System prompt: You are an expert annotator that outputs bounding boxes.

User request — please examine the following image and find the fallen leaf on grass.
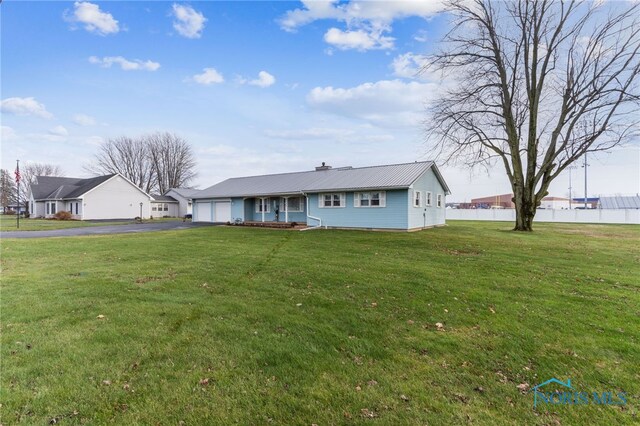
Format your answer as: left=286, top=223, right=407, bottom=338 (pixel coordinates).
left=517, top=383, right=530, bottom=393
left=435, top=322, right=445, bottom=331
left=367, top=380, right=378, bottom=386
left=474, top=386, right=485, bottom=393
left=355, top=385, right=362, bottom=391
left=489, top=307, right=496, bottom=314
left=400, top=394, right=410, bottom=402
left=102, top=380, right=111, bottom=386
left=199, top=378, right=210, bottom=386
left=96, top=315, right=105, bottom=319
left=360, top=408, right=378, bottom=418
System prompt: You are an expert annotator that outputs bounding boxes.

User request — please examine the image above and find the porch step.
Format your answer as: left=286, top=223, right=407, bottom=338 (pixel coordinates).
left=239, top=221, right=306, bottom=229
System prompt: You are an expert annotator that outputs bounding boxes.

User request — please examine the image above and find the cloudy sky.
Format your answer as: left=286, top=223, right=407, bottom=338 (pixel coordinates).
left=1, top=1, right=638, bottom=201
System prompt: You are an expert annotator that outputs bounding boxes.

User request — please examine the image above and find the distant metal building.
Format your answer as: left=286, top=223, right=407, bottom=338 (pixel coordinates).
left=598, top=195, right=640, bottom=209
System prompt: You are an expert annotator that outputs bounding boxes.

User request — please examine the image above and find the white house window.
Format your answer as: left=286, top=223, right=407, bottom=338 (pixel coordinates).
left=426, top=191, right=432, bottom=206
left=75, top=202, right=79, bottom=215
left=46, top=203, right=49, bottom=215
left=284, top=196, right=303, bottom=212
left=355, top=191, right=386, bottom=207
left=256, top=198, right=271, bottom=213
left=164, top=204, right=169, bottom=212
left=320, top=193, right=345, bottom=208
left=47, top=202, right=56, bottom=215
left=413, top=190, right=422, bottom=207
left=152, top=205, right=158, bottom=212
left=437, top=194, right=443, bottom=208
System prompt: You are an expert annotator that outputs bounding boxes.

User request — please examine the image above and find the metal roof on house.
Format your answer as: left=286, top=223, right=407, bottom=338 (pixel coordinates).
left=166, top=188, right=200, bottom=198
left=30, top=174, right=116, bottom=200
left=194, top=161, right=450, bottom=199
left=151, top=194, right=179, bottom=202
left=598, top=195, right=640, bottom=209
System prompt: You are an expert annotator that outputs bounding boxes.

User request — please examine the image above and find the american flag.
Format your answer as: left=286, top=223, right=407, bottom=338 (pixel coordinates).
left=14, top=162, right=20, bottom=183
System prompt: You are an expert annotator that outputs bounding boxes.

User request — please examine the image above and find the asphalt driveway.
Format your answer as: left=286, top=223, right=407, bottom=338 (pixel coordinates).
left=1, top=221, right=221, bottom=239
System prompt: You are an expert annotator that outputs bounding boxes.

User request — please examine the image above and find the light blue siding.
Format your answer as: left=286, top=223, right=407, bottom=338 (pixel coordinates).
left=307, top=190, right=408, bottom=229
left=407, top=168, right=447, bottom=229
left=245, top=197, right=307, bottom=223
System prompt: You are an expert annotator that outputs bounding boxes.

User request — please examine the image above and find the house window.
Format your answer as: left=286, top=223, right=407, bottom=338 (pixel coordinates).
left=48, top=202, right=56, bottom=215
left=256, top=198, right=271, bottom=213
left=437, top=194, right=443, bottom=208
left=320, top=193, right=345, bottom=208
left=46, top=203, right=49, bottom=215
left=152, top=205, right=158, bottom=212
left=75, top=202, right=79, bottom=215
left=284, top=197, right=303, bottom=212
left=426, top=191, right=432, bottom=206
left=164, top=204, right=169, bottom=212
left=355, top=191, right=386, bottom=207
left=413, top=190, right=422, bottom=207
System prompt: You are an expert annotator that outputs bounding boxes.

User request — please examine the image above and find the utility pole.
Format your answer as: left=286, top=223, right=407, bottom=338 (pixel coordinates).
left=582, top=153, right=589, bottom=209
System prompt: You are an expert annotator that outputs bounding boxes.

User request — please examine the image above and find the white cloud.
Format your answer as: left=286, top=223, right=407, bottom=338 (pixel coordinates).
left=307, top=79, right=439, bottom=127
left=89, top=56, right=160, bottom=71
left=264, top=127, right=355, bottom=140
left=249, top=71, right=276, bottom=88
left=279, top=0, right=446, bottom=50
left=324, top=27, right=394, bottom=51
left=67, top=2, right=119, bottom=36
left=413, top=29, right=428, bottom=43
left=1, top=126, right=17, bottom=141
left=190, top=68, right=224, bottom=85
left=86, top=136, right=104, bottom=146
left=391, top=52, right=429, bottom=79
left=264, top=127, right=395, bottom=145
left=48, top=125, right=69, bottom=137
left=172, top=3, right=207, bottom=39
left=72, top=113, right=97, bottom=126
left=0, top=97, right=53, bottom=119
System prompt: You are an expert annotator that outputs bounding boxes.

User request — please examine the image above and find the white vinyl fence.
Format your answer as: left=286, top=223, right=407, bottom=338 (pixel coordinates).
left=446, top=209, right=640, bottom=224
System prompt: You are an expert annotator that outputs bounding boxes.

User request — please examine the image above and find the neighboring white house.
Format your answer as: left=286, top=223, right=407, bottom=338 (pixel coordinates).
left=150, top=194, right=180, bottom=217
left=165, top=188, right=199, bottom=217
left=540, top=196, right=572, bottom=210
left=29, top=174, right=151, bottom=220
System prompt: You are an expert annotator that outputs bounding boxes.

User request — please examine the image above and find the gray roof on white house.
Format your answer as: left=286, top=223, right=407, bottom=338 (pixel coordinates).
left=151, top=194, right=179, bottom=202
left=166, top=188, right=200, bottom=198
left=194, top=161, right=450, bottom=199
left=599, top=195, right=640, bottom=209
left=30, top=175, right=116, bottom=200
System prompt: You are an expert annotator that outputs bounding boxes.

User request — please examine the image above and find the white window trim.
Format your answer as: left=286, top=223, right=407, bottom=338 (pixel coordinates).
left=437, top=194, right=443, bottom=208
left=255, top=198, right=271, bottom=213
left=283, top=196, right=304, bottom=212
left=354, top=191, right=386, bottom=208
left=413, top=190, right=422, bottom=208
left=319, top=193, right=346, bottom=208
left=425, top=191, right=432, bottom=207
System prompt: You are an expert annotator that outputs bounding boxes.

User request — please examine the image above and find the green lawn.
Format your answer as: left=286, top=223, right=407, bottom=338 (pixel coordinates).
left=1, top=221, right=638, bottom=424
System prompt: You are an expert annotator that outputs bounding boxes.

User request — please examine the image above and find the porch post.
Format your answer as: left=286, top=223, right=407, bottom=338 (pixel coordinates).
left=284, top=197, right=289, bottom=223
left=261, top=197, right=265, bottom=223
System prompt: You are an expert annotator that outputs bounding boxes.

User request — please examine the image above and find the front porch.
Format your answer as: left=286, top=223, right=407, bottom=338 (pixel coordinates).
left=243, top=195, right=307, bottom=224
left=239, top=220, right=307, bottom=229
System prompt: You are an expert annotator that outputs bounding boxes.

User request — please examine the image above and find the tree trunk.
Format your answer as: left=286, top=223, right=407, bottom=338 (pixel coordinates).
left=513, top=190, right=535, bottom=231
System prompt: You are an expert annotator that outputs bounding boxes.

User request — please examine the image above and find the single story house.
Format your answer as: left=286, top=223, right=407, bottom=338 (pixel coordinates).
left=150, top=194, right=180, bottom=217
left=29, top=174, right=152, bottom=220
left=165, top=188, right=200, bottom=217
left=191, top=161, right=450, bottom=231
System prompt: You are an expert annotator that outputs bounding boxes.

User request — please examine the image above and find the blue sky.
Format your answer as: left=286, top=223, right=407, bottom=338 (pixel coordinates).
left=1, top=1, right=638, bottom=201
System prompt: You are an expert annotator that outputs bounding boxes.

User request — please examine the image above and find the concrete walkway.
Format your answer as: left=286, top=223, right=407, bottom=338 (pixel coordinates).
left=1, top=221, right=220, bottom=239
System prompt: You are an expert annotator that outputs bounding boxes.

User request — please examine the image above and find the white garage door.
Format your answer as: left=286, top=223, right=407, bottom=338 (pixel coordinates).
left=215, top=201, right=231, bottom=223
left=195, top=202, right=212, bottom=222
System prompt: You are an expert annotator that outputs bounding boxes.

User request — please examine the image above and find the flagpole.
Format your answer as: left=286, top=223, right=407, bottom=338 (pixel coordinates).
left=16, top=159, right=20, bottom=229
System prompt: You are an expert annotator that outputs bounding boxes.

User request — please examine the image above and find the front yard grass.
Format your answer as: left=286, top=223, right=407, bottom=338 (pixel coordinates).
left=1, top=221, right=638, bottom=424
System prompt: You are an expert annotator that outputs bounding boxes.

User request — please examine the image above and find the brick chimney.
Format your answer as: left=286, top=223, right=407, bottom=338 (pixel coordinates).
left=315, top=162, right=332, bottom=171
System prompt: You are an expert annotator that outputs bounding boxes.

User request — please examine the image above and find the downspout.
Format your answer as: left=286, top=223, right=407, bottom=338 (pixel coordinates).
left=300, top=191, right=322, bottom=231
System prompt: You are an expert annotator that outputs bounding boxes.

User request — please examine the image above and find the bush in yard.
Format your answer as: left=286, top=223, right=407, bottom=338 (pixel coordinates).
left=53, top=210, right=73, bottom=220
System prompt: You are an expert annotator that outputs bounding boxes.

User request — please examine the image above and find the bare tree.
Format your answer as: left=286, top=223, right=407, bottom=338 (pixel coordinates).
left=20, top=163, right=64, bottom=208
left=0, top=169, right=17, bottom=211
left=146, top=132, right=197, bottom=194
left=85, top=136, right=155, bottom=193
left=85, top=133, right=196, bottom=194
left=425, top=0, right=640, bottom=231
